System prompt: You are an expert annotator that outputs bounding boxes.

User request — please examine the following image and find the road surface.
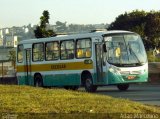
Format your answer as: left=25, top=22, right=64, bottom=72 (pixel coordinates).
left=94, top=84, right=160, bottom=106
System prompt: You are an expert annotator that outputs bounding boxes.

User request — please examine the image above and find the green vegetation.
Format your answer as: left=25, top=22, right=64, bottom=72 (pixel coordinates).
left=108, top=10, right=160, bottom=49
left=34, top=10, right=56, bottom=38
left=8, top=48, right=16, bottom=69
left=0, top=85, right=159, bottom=118
left=147, top=51, right=160, bottom=62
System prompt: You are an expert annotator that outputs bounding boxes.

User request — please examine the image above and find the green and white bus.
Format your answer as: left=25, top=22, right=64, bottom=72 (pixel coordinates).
left=16, top=30, right=148, bottom=92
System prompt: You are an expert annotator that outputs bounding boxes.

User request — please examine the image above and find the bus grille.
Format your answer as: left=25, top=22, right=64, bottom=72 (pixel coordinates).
left=131, top=71, right=141, bottom=74
left=120, top=71, right=141, bottom=75
left=120, top=71, right=130, bottom=75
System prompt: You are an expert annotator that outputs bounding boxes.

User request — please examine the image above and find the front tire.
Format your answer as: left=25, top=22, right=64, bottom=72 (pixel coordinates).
left=84, top=76, right=97, bottom=92
left=117, top=84, right=129, bottom=91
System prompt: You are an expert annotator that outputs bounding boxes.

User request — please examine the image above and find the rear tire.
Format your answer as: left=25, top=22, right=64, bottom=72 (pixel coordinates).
left=84, top=76, right=97, bottom=92
left=34, top=75, right=43, bottom=87
left=117, top=84, right=129, bottom=91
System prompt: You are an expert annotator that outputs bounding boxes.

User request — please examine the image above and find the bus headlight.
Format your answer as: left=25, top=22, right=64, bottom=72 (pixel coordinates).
left=141, top=63, right=148, bottom=74
left=140, top=69, right=146, bottom=74
left=109, top=65, right=121, bottom=74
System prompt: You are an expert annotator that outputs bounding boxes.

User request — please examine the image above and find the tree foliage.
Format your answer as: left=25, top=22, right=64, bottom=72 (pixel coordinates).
left=8, top=48, right=16, bottom=69
left=144, top=11, right=160, bottom=47
left=108, top=10, right=146, bottom=36
left=34, top=10, right=56, bottom=38
left=108, top=10, right=160, bottom=49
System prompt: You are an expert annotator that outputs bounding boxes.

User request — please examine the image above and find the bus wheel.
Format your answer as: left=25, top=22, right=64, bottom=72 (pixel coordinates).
left=117, top=84, right=129, bottom=91
left=34, top=75, right=43, bottom=87
left=84, top=77, right=97, bottom=92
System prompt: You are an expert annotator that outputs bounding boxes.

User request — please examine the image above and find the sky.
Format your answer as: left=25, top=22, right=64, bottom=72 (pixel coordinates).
left=0, top=0, right=160, bottom=28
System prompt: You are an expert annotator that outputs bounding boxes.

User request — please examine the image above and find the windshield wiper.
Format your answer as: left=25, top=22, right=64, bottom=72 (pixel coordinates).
left=129, top=46, right=142, bottom=65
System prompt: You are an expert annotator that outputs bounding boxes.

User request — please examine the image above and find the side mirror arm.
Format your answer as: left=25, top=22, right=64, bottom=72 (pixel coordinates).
left=103, top=44, right=107, bottom=52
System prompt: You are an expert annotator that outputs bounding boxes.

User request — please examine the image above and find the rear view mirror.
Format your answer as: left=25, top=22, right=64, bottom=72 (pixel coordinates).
left=103, top=44, right=107, bottom=52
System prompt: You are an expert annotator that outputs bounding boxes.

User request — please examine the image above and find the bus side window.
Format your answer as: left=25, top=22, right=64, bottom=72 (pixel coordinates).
left=76, top=38, right=91, bottom=58
left=60, top=40, right=74, bottom=60
left=45, top=41, right=59, bottom=60
left=32, top=43, right=44, bottom=61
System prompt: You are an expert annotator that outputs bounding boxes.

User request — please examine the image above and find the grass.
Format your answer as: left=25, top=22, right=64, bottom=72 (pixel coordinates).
left=0, top=85, right=160, bottom=118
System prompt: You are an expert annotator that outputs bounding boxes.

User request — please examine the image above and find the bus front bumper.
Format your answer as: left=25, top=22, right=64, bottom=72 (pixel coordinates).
left=107, top=71, right=148, bottom=85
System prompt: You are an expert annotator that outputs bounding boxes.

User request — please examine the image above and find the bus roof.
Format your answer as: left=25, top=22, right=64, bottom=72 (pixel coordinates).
left=19, top=30, right=134, bottom=44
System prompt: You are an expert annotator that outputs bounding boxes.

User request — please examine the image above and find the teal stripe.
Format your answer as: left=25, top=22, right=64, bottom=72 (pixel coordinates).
left=43, top=74, right=80, bottom=86
left=18, top=74, right=81, bottom=86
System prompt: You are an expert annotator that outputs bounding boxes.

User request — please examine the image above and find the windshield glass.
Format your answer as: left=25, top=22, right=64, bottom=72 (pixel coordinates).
left=104, top=33, right=147, bottom=67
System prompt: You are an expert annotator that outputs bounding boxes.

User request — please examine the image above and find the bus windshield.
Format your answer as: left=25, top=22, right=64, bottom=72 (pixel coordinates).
left=104, top=33, right=147, bottom=67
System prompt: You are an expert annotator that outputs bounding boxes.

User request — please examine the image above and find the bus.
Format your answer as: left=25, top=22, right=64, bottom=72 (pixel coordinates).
left=16, top=30, right=148, bottom=92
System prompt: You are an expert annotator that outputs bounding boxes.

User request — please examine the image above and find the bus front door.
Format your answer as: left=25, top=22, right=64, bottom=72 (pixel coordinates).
left=95, top=44, right=104, bottom=83
left=25, top=49, right=31, bottom=85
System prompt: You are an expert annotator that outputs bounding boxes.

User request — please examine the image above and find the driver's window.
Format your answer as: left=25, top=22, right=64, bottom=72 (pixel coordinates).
left=17, top=45, right=24, bottom=63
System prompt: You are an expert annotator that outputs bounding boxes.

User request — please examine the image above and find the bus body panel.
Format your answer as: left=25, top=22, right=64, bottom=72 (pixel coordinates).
left=17, top=61, right=94, bottom=86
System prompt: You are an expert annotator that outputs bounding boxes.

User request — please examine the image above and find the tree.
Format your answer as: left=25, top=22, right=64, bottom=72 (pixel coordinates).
left=108, top=10, right=160, bottom=49
left=34, top=10, right=56, bottom=38
left=145, top=11, right=160, bottom=47
left=34, top=26, right=43, bottom=38
left=8, top=48, right=16, bottom=69
left=40, top=10, right=49, bottom=28
left=108, top=10, right=146, bottom=36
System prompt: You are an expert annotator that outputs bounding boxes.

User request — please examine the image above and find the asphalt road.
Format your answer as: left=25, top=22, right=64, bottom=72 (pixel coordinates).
left=94, top=84, right=160, bottom=106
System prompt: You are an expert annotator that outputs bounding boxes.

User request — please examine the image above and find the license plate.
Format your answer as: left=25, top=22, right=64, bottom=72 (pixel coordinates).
left=127, top=76, right=136, bottom=80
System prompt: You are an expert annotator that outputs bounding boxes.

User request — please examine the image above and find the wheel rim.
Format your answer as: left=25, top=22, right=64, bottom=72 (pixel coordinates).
left=35, top=81, right=39, bottom=87
left=86, top=78, right=92, bottom=88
